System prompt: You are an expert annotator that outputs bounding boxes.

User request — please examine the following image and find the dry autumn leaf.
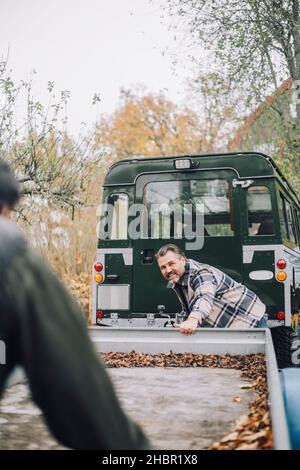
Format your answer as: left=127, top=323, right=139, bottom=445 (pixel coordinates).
left=236, top=442, right=259, bottom=450
left=220, top=432, right=240, bottom=443
left=233, top=396, right=241, bottom=403
left=241, top=430, right=268, bottom=442
left=240, top=383, right=254, bottom=389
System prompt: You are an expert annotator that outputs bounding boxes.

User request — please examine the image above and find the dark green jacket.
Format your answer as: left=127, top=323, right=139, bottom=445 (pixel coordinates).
left=0, top=217, right=149, bottom=450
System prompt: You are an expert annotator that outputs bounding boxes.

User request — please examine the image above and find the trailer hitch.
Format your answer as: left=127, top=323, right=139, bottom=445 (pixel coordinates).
left=157, top=305, right=176, bottom=328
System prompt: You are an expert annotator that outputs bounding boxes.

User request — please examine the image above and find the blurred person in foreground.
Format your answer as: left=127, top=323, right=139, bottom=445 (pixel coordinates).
left=0, top=159, right=149, bottom=450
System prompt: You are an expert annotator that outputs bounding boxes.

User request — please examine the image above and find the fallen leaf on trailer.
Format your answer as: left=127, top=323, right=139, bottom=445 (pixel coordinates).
left=210, top=442, right=222, bottom=450
left=220, top=432, right=240, bottom=443
left=240, top=428, right=254, bottom=435
left=261, top=412, right=270, bottom=426
left=236, top=441, right=259, bottom=450
left=241, top=430, right=268, bottom=442
left=262, top=436, right=273, bottom=449
left=235, top=415, right=249, bottom=430
left=239, top=383, right=254, bottom=389
left=233, top=396, right=241, bottom=403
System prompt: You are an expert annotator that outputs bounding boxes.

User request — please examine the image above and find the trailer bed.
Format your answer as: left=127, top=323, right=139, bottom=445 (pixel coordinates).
left=109, top=366, right=256, bottom=449
left=89, top=327, right=290, bottom=450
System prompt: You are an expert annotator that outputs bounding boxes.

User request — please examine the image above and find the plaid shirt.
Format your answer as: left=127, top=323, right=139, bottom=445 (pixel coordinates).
left=168, top=259, right=265, bottom=328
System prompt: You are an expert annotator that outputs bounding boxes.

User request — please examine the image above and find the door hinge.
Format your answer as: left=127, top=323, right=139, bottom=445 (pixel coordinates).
left=232, top=179, right=254, bottom=189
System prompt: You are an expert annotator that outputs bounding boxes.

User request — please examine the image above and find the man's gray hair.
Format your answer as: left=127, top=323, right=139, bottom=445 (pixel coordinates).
left=155, top=244, right=185, bottom=261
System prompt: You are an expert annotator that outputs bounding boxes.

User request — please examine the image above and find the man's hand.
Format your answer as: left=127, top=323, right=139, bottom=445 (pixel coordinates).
left=174, top=317, right=198, bottom=335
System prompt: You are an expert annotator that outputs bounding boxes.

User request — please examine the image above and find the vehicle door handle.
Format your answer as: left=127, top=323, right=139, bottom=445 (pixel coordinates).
left=106, top=274, right=119, bottom=281
left=141, top=249, right=154, bottom=264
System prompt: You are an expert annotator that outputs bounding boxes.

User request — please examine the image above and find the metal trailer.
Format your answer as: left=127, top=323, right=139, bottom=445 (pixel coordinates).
left=88, top=326, right=300, bottom=450
left=92, top=152, right=300, bottom=368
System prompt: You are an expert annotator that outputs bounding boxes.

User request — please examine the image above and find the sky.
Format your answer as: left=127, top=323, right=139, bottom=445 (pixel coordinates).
left=0, top=0, right=189, bottom=136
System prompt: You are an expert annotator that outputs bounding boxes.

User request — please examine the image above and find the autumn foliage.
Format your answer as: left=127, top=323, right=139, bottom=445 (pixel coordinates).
left=94, top=89, right=208, bottom=163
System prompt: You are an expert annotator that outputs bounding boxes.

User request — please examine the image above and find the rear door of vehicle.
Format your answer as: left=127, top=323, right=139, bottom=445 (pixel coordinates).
left=238, top=179, right=284, bottom=319
left=132, top=169, right=242, bottom=314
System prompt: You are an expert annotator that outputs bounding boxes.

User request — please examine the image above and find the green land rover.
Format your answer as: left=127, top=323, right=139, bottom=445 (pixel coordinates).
left=92, top=152, right=300, bottom=367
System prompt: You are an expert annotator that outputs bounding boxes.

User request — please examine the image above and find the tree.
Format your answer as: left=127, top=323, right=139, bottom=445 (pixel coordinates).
left=185, top=71, right=244, bottom=150
left=163, top=0, right=300, bottom=106
left=162, top=1, right=300, bottom=193
left=94, top=87, right=222, bottom=162
left=0, top=59, right=102, bottom=218
left=0, top=59, right=105, bottom=298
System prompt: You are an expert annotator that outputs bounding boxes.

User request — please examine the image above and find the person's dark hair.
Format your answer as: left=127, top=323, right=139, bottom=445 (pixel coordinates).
left=155, top=244, right=185, bottom=260
left=256, top=218, right=274, bottom=235
left=0, top=159, right=20, bottom=211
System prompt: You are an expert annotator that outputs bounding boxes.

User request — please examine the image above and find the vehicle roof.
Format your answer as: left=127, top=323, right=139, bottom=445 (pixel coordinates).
left=103, top=152, right=299, bottom=205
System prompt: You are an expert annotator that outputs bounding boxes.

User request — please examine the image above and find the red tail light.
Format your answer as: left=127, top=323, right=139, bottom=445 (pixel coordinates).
left=276, top=259, right=286, bottom=269
left=94, top=262, right=103, bottom=272
left=277, top=311, right=285, bottom=320
left=96, top=310, right=104, bottom=319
